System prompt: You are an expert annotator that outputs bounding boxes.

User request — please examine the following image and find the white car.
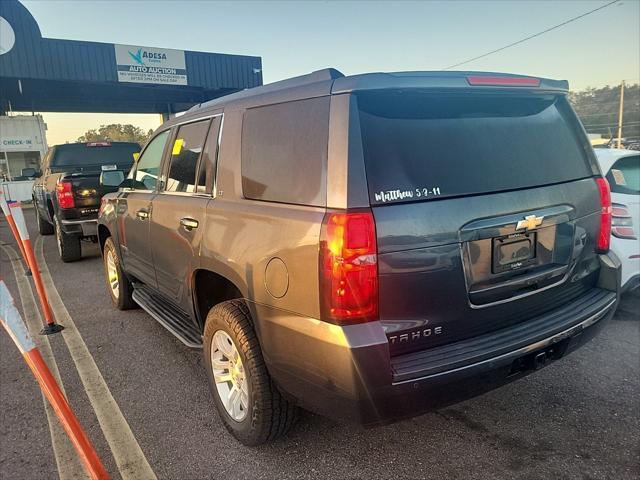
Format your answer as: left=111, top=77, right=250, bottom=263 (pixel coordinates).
left=595, top=149, right=640, bottom=293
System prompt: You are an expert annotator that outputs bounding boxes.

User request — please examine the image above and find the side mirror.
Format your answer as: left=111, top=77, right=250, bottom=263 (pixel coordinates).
left=100, top=170, right=125, bottom=188
left=133, top=152, right=140, bottom=162
left=21, top=167, right=39, bottom=178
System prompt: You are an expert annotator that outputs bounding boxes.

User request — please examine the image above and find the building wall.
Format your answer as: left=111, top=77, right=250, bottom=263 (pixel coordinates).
left=0, top=114, right=47, bottom=180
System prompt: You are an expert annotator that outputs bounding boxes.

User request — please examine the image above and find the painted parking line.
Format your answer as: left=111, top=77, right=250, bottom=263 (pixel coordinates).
left=35, top=237, right=157, bottom=480
left=1, top=244, right=87, bottom=480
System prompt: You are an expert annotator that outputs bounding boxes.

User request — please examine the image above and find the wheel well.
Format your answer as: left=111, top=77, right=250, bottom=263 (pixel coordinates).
left=46, top=200, right=55, bottom=221
left=193, top=270, right=243, bottom=330
left=97, top=225, right=111, bottom=251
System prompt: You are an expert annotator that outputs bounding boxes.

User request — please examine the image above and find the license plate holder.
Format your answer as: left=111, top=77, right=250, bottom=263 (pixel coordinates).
left=492, top=232, right=537, bottom=274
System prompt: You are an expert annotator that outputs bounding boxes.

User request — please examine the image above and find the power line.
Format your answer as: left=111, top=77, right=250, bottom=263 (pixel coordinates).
left=579, top=111, right=640, bottom=118
left=573, top=78, right=640, bottom=87
left=574, top=101, right=639, bottom=109
left=444, top=0, right=620, bottom=70
left=583, top=121, right=640, bottom=128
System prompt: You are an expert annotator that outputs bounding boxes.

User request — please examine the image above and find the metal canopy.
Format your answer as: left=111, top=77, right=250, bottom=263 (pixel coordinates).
left=0, top=0, right=262, bottom=114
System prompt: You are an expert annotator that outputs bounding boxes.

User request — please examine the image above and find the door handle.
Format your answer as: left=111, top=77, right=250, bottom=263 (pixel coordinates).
left=180, top=217, right=199, bottom=230
left=136, top=209, right=149, bottom=220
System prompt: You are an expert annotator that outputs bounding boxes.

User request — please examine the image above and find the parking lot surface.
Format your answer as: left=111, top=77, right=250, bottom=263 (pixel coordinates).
left=1, top=209, right=639, bottom=480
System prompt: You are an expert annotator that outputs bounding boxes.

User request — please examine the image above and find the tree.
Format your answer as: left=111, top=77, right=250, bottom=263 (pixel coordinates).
left=570, top=83, right=640, bottom=141
left=77, top=124, right=153, bottom=145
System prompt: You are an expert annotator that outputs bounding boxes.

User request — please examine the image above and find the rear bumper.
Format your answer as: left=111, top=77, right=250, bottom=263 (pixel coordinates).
left=255, top=252, right=620, bottom=425
left=60, top=218, right=97, bottom=237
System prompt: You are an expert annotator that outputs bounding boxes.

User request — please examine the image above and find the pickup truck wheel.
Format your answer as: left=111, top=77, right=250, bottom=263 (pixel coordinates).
left=203, top=300, right=297, bottom=446
left=36, top=211, right=54, bottom=235
left=102, top=237, right=135, bottom=310
left=54, top=215, right=81, bottom=262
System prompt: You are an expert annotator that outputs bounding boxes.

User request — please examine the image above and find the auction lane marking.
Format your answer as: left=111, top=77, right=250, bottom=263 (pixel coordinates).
left=35, top=237, right=157, bottom=480
left=0, top=244, right=87, bottom=480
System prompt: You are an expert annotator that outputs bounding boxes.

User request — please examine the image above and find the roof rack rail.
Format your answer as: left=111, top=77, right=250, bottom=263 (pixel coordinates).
left=187, top=68, right=344, bottom=112
left=257, top=68, right=344, bottom=91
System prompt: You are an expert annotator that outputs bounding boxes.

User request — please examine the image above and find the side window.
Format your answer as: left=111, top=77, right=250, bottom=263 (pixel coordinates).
left=166, top=120, right=211, bottom=193
left=196, top=116, right=222, bottom=194
left=132, top=130, right=169, bottom=190
left=241, top=97, right=330, bottom=206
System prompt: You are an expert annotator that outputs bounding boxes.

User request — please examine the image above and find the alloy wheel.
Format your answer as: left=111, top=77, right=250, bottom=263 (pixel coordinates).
left=106, top=249, right=119, bottom=299
left=211, top=330, right=249, bottom=422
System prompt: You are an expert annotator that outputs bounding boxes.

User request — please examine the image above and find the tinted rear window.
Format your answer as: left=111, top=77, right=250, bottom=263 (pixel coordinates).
left=607, top=155, right=640, bottom=195
left=357, top=92, right=594, bottom=204
left=52, top=143, right=140, bottom=168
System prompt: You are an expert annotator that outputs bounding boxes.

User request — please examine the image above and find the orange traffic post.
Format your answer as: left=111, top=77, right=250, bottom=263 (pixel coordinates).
left=0, top=194, right=31, bottom=275
left=0, top=279, right=110, bottom=480
left=7, top=201, right=64, bottom=335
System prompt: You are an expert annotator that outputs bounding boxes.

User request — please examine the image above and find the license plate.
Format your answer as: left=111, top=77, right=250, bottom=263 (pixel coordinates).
left=492, top=233, right=536, bottom=273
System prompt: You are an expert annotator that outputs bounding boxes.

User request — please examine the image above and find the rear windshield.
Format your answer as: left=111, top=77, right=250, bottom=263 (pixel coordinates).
left=356, top=91, right=594, bottom=204
left=51, top=143, right=140, bottom=168
left=606, top=155, right=640, bottom=195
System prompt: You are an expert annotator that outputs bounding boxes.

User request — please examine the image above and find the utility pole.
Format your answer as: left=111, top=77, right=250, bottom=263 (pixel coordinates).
left=616, top=80, right=625, bottom=149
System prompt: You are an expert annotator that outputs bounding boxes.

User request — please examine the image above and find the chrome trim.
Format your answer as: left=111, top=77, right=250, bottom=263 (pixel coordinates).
left=169, top=112, right=223, bottom=129
left=60, top=218, right=97, bottom=225
left=392, top=297, right=616, bottom=386
left=212, top=114, right=224, bottom=199
left=154, top=191, right=211, bottom=198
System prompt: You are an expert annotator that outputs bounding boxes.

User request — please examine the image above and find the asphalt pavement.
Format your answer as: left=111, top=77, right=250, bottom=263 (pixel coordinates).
left=1, top=208, right=639, bottom=480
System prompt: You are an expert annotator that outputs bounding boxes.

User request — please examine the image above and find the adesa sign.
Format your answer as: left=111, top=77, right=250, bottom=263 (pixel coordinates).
left=114, top=44, right=187, bottom=86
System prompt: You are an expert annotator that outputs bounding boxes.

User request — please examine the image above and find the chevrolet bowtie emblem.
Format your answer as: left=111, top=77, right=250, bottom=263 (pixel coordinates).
left=516, top=214, right=544, bottom=231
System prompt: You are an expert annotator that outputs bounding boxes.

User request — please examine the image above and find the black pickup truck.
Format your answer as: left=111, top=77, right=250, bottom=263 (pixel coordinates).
left=32, top=141, right=140, bottom=262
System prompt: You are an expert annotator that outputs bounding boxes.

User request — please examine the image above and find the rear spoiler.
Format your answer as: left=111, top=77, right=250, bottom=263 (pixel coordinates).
left=332, top=71, right=569, bottom=94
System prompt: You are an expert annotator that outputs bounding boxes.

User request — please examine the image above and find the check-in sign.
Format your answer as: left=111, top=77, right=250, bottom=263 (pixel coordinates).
left=114, top=44, right=188, bottom=85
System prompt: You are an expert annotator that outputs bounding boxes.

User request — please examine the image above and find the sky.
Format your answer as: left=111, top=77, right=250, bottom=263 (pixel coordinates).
left=19, top=0, right=640, bottom=145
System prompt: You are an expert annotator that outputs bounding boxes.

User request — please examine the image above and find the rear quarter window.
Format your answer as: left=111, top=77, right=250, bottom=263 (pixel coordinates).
left=356, top=91, right=595, bottom=205
left=607, top=155, right=640, bottom=195
left=241, top=97, right=330, bottom=206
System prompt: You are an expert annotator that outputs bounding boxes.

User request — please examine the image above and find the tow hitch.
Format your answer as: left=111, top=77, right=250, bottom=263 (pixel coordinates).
left=508, top=339, right=570, bottom=377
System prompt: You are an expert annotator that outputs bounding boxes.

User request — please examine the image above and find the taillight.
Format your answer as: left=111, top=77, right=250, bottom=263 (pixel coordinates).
left=595, top=177, right=611, bottom=253
left=611, top=203, right=636, bottom=239
left=56, top=180, right=75, bottom=209
left=98, top=197, right=107, bottom=216
left=466, top=75, right=541, bottom=87
left=319, top=210, right=378, bottom=324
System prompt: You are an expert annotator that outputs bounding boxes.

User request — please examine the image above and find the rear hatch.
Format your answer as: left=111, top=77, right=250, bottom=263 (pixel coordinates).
left=52, top=142, right=139, bottom=218
left=354, top=85, right=604, bottom=356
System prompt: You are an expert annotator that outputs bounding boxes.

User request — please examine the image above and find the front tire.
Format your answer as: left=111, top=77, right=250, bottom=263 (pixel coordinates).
left=54, top=215, right=81, bottom=262
left=103, top=237, right=135, bottom=310
left=203, top=300, right=297, bottom=446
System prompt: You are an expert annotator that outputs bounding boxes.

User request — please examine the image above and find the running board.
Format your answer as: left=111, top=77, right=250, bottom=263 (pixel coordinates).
left=132, top=285, right=202, bottom=348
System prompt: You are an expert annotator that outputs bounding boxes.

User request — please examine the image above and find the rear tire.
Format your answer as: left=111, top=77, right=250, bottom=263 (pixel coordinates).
left=36, top=210, right=54, bottom=236
left=54, top=215, right=81, bottom=262
left=102, top=237, right=136, bottom=310
left=203, top=300, right=297, bottom=445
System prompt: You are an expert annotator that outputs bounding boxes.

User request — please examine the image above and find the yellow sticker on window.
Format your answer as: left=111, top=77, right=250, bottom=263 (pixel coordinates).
left=172, top=138, right=184, bottom=156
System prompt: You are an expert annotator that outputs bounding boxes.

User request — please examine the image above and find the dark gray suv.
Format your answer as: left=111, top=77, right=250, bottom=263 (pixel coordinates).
left=98, top=69, right=621, bottom=445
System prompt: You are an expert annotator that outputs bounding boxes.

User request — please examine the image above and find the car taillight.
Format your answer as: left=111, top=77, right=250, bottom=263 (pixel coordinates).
left=98, top=197, right=107, bottom=216
left=56, top=180, right=75, bottom=209
left=595, top=177, right=611, bottom=253
left=319, top=210, right=378, bottom=324
left=611, top=203, right=636, bottom=239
